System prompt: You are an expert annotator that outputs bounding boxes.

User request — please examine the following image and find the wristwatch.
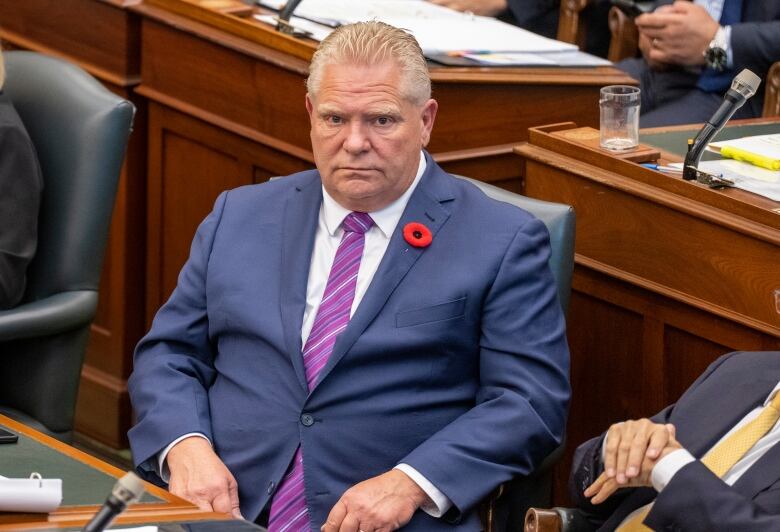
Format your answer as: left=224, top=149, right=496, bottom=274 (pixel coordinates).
left=704, top=26, right=729, bottom=72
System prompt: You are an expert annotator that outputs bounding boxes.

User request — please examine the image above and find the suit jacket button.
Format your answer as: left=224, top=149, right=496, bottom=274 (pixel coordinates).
left=267, top=481, right=275, bottom=494
left=301, top=413, right=315, bottom=426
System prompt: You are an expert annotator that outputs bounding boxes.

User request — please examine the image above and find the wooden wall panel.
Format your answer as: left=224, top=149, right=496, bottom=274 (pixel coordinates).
left=145, top=102, right=312, bottom=318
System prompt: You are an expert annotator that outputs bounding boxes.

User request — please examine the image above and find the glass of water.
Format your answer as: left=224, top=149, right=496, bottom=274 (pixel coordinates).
left=599, top=85, right=640, bottom=151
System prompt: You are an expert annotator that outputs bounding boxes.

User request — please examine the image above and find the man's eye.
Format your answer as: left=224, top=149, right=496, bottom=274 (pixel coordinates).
left=375, top=116, right=393, bottom=126
left=326, top=116, right=342, bottom=124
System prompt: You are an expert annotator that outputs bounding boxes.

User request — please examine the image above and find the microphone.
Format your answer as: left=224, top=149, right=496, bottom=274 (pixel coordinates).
left=276, top=0, right=305, bottom=34
left=683, top=69, right=761, bottom=180
left=83, top=472, right=145, bottom=532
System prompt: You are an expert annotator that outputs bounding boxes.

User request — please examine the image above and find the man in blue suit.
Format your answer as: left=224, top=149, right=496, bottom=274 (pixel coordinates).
left=571, top=351, right=780, bottom=530
left=128, top=21, right=569, bottom=531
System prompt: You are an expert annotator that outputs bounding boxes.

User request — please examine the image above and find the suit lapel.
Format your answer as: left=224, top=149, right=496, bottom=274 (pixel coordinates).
left=280, top=173, right=322, bottom=392
left=312, top=157, right=454, bottom=390
left=682, top=378, right=775, bottom=458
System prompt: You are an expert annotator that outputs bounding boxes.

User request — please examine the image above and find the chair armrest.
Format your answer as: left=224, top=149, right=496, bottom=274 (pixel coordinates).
left=525, top=507, right=595, bottom=532
left=607, top=6, right=640, bottom=63
left=0, top=290, right=98, bottom=341
left=763, top=61, right=780, bottom=117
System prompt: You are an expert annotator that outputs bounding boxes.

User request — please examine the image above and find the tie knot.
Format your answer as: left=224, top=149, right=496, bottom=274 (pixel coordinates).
left=342, top=212, right=373, bottom=234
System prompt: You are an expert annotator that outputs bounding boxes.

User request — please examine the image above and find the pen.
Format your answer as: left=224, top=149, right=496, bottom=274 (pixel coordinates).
left=641, top=163, right=683, bottom=173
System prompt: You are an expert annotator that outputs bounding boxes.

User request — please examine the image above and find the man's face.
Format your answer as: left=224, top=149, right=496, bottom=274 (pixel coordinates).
left=305, top=61, right=438, bottom=212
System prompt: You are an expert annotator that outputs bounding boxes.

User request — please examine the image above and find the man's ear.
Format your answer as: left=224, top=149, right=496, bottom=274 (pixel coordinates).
left=419, top=98, right=438, bottom=147
left=305, top=93, right=314, bottom=118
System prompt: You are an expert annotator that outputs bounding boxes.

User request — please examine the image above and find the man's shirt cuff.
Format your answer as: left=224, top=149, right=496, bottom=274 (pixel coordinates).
left=157, top=432, right=211, bottom=482
left=394, top=464, right=452, bottom=518
left=724, top=25, right=734, bottom=68
left=650, top=449, right=695, bottom=492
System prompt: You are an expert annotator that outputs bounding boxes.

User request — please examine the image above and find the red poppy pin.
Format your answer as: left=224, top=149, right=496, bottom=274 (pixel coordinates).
left=403, top=222, right=432, bottom=248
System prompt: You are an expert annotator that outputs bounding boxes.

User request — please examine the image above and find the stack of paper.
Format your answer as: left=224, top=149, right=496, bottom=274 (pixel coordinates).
left=708, top=134, right=780, bottom=171
left=256, top=0, right=580, bottom=57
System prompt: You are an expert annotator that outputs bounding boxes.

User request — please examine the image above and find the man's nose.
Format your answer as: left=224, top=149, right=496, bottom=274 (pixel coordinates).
left=342, top=122, right=370, bottom=153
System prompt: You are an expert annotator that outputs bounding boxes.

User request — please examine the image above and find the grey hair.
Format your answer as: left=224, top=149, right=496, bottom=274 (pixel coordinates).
left=307, top=21, right=431, bottom=106
left=0, top=48, right=4, bottom=89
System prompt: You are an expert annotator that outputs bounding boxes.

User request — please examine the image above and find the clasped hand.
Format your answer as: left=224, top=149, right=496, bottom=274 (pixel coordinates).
left=584, top=419, right=682, bottom=504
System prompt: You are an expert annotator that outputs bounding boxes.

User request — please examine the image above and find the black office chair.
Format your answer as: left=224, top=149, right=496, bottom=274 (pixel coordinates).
left=456, top=177, right=575, bottom=532
left=0, top=51, right=135, bottom=442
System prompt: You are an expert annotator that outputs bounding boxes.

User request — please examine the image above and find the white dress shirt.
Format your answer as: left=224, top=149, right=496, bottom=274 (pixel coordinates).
left=158, top=152, right=452, bottom=518
left=613, top=381, right=780, bottom=526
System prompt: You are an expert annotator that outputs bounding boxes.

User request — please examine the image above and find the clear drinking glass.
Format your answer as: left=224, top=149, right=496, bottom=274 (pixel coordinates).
left=599, top=85, right=641, bottom=151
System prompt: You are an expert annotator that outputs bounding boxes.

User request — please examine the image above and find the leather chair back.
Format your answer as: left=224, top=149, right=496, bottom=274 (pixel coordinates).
left=0, top=52, right=134, bottom=441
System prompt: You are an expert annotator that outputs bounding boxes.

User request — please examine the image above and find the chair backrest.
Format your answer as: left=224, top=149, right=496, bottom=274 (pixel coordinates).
left=0, top=52, right=134, bottom=440
left=456, top=177, right=575, bottom=313
left=3, top=51, right=135, bottom=302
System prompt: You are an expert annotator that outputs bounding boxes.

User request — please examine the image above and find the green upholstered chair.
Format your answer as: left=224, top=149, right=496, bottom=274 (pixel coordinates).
left=456, top=177, right=575, bottom=532
left=0, top=51, right=135, bottom=442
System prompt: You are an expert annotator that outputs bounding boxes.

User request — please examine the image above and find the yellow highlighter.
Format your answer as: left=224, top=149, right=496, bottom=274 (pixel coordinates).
left=719, top=145, right=780, bottom=171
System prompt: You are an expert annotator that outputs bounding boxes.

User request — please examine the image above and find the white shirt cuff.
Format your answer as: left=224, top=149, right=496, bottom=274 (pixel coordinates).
left=724, top=25, right=734, bottom=69
left=157, top=432, right=211, bottom=483
left=394, top=464, right=452, bottom=518
left=650, top=449, right=695, bottom=492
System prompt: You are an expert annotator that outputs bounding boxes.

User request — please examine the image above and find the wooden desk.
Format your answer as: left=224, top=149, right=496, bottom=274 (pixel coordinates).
left=516, top=120, right=780, bottom=504
left=0, top=0, right=633, bottom=451
left=0, top=414, right=228, bottom=530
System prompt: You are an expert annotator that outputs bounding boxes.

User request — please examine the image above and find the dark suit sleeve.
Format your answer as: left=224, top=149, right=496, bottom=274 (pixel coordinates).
left=401, top=217, right=570, bottom=520
left=504, top=0, right=560, bottom=37
left=0, top=121, right=41, bottom=309
left=568, top=352, right=741, bottom=528
left=647, top=460, right=780, bottom=531
left=127, top=192, right=228, bottom=483
left=731, top=20, right=780, bottom=79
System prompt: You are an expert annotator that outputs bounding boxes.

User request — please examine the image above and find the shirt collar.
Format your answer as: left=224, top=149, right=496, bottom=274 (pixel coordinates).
left=765, top=381, right=780, bottom=407
left=321, top=151, right=427, bottom=238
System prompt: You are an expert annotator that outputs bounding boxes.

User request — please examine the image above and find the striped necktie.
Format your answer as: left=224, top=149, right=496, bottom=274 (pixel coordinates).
left=268, top=211, right=373, bottom=532
left=618, top=391, right=780, bottom=531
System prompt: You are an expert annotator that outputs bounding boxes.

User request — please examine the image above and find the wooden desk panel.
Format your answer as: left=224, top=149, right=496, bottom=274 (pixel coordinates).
left=516, top=121, right=780, bottom=505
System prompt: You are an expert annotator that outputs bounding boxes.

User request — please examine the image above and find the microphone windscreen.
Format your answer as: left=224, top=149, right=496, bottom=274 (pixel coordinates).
left=112, top=472, right=145, bottom=505
left=731, top=69, right=761, bottom=99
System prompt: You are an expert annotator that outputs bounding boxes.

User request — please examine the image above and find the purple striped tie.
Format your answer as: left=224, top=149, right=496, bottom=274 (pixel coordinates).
left=268, top=211, right=373, bottom=532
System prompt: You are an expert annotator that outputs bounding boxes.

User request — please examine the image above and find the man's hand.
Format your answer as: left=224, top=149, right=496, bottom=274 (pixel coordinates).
left=166, top=436, right=243, bottom=519
left=636, top=1, right=720, bottom=66
left=426, top=0, right=507, bottom=17
left=583, top=420, right=682, bottom=504
left=321, top=469, right=431, bottom=532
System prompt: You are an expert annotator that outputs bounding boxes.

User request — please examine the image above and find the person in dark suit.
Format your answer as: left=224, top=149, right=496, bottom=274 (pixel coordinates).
left=617, top=0, right=780, bottom=127
left=128, top=21, right=570, bottom=532
left=0, top=49, right=42, bottom=309
left=570, top=351, right=780, bottom=531
left=426, top=0, right=612, bottom=57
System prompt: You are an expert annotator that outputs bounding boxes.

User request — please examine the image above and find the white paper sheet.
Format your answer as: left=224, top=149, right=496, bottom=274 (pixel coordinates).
left=256, top=0, right=577, bottom=54
left=709, top=133, right=780, bottom=160
left=0, top=477, right=62, bottom=513
left=669, top=160, right=780, bottom=201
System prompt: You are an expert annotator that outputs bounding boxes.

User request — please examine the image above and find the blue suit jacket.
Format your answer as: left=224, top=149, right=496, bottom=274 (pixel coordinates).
left=128, top=156, right=570, bottom=530
left=571, top=351, right=780, bottom=531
